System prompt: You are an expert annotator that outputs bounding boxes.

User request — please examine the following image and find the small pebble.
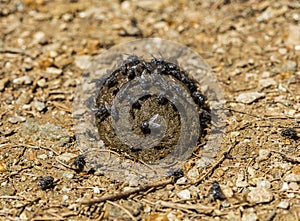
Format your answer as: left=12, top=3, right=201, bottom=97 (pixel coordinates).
left=33, top=31, right=46, bottom=44
left=278, top=48, right=287, bottom=54
left=93, top=186, right=101, bottom=194
left=291, top=165, right=300, bottom=175
left=49, top=50, right=58, bottom=58
left=247, top=167, right=255, bottom=177
left=256, top=8, right=271, bottom=22
left=37, top=78, right=47, bottom=87
left=281, top=182, right=289, bottom=191
left=46, top=67, right=62, bottom=75
left=62, top=195, right=69, bottom=202
left=62, top=187, right=71, bottom=192
left=16, top=92, right=32, bottom=105
left=256, top=180, right=271, bottom=189
left=287, top=193, right=295, bottom=198
left=33, top=101, right=46, bottom=112
left=62, top=171, right=74, bottom=179
left=177, top=189, right=191, bottom=200
left=261, top=71, right=271, bottom=78
left=289, top=182, right=299, bottom=191
left=176, top=177, right=187, bottom=184
left=282, top=61, right=297, bottom=72
left=136, top=0, right=166, bottom=10
left=13, top=76, right=32, bottom=85
left=220, top=185, right=234, bottom=198
left=230, top=131, right=240, bottom=137
left=8, top=115, right=26, bottom=124
left=75, top=55, right=91, bottom=70
left=258, top=78, right=276, bottom=89
left=73, top=109, right=86, bottom=117
left=247, top=187, right=273, bottom=203
left=292, top=13, right=299, bottom=21
left=277, top=201, right=289, bottom=209
left=257, top=149, right=270, bottom=162
left=236, top=173, right=248, bottom=187
left=242, top=209, right=258, bottom=221
left=284, top=173, right=300, bottom=182
left=196, top=157, right=211, bottom=167
left=236, top=92, right=265, bottom=104
left=57, top=153, right=77, bottom=163
left=127, top=174, right=139, bottom=187
left=187, top=168, right=199, bottom=181
left=37, top=154, right=48, bottom=160
left=188, top=185, right=200, bottom=198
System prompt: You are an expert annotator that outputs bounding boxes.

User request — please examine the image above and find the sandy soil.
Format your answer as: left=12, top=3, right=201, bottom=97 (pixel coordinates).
left=0, top=0, right=299, bottom=220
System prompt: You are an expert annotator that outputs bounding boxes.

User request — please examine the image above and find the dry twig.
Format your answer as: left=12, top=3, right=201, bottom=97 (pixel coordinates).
left=80, top=178, right=173, bottom=205
left=0, top=196, right=24, bottom=200
left=271, top=150, right=300, bottom=164
left=14, top=144, right=60, bottom=156
left=157, top=200, right=214, bottom=213
left=13, top=146, right=27, bottom=166
left=0, top=48, right=33, bottom=57
left=16, top=197, right=41, bottom=216
left=55, top=158, right=74, bottom=170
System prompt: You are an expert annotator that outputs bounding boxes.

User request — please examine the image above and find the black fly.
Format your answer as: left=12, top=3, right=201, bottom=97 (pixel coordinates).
left=38, top=176, right=55, bottom=190
left=208, top=181, right=225, bottom=201
left=73, top=154, right=86, bottom=173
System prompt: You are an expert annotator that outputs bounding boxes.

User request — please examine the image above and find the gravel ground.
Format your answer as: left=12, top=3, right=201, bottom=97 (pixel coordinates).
left=0, top=0, right=300, bottom=220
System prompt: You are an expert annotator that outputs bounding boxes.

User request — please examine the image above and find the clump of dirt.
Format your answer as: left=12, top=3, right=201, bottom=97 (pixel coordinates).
left=96, top=56, right=210, bottom=162
left=0, top=0, right=299, bottom=220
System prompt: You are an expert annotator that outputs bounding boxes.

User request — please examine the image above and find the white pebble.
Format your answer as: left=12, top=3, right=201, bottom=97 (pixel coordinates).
left=261, top=71, right=271, bottom=78
left=220, top=185, right=234, bottom=198
left=257, top=149, right=270, bottom=162
left=289, top=182, right=299, bottom=191
left=280, top=182, right=289, bottom=191
left=56, top=153, right=77, bottom=163
left=62, top=195, right=69, bottom=201
left=8, top=115, right=26, bottom=124
left=37, top=154, right=48, bottom=160
left=278, top=48, right=287, bottom=54
left=284, top=173, right=300, bottom=182
left=13, top=76, right=32, bottom=85
left=62, top=171, right=74, bottom=179
left=247, top=187, right=273, bottom=203
left=236, top=173, right=248, bottom=187
left=177, top=189, right=191, bottom=200
left=46, top=67, right=62, bottom=75
left=33, top=31, right=46, bottom=43
left=256, top=180, right=271, bottom=189
left=242, top=210, right=258, bottom=221
left=187, top=168, right=199, bottom=181
left=75, top=55, right=91, bottom=70
left=277, top=201, right=289, bottom=209
left=176, top=177, right=187, bottom=184
left=259, top=78, right=276, bottom=89
left=33, top=101, right=46, bottom=112
left=236, top=92, right=265, bottom=104
left=93, top=186, right=101, bottom=194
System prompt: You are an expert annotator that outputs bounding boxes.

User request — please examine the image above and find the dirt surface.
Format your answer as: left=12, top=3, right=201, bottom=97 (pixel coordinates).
left=0, top=0, right=300, bottom=220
